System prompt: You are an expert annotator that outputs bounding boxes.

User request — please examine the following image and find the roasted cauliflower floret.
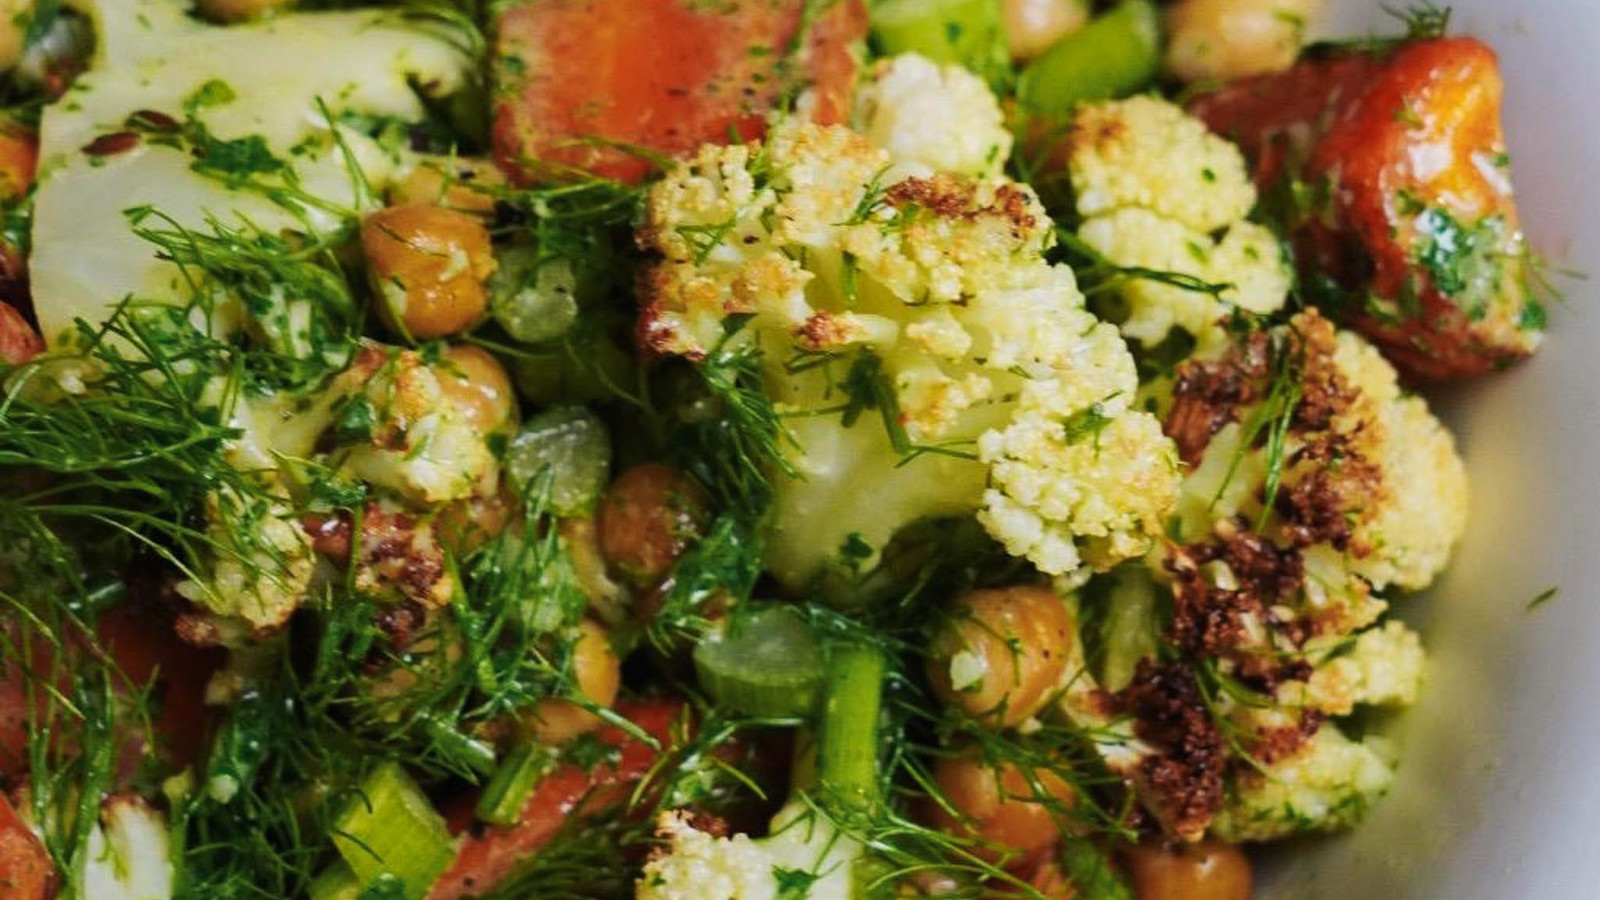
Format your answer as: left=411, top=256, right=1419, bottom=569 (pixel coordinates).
left=638, top=809, right=856, bottom=900
left=1068, top=95, right=1256, bottom=232
left=1079, top=209, right=1290, bottom=349
left=639, top=120, right=1178, bottom=587
left=980, top=393, right=1178, bottom=575
left=1090, top=310, right=1459, bottom=842
left=1211, top=725, right=1396, bottom=843
left=1067, top=97, right=1291, bottom=349
left=175, top=487, right=315, bottom=633
left=851, top=53, right=1013, bottom=180
left=326, top=345, right=499, bottom=506
left=1165, top=311, right=1468, bottom=595
left=1332, top=331, right=1471, bottom=590
left=1304, top=619, right=1427, bottom=715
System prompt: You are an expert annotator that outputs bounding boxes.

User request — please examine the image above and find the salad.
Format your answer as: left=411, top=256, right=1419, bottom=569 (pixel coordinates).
left=0, top=0, right=1545, bottom=898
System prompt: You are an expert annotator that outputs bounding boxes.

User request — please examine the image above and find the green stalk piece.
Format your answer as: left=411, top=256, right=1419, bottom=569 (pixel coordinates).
left=1016, top=0, right=1161, bottom=123
left=693, top=604, right=826, bottom=718
left=329, top=762, right=456, bottom=900
left=474, top=743, right=556, bottom=826
left=870, top=0, right=1009, bottom=84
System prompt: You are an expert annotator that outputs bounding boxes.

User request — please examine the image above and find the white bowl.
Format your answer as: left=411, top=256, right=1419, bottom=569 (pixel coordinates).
left=1257, top=2, right=1600, bottom=897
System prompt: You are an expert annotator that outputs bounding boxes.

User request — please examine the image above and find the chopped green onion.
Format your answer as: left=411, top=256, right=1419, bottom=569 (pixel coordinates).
left=870, top=0, right=1009, bottom=84
left=693, top=604, right=825, bottom=718
left=331, top=762, right=455, bottom=899
left=474, top=743, right=556, bottom=826
left=1016, top=0, right=1160, bottom=122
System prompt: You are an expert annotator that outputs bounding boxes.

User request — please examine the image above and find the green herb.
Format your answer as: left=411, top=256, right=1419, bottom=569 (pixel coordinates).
left=1390, top=1, right=1452, bottom=38
left=1062, top=393, right=1122, bottom=449
left=1056, top=228, right=1232, bottom=308
left=185, top=79, right=238, bottom=114
left=125, top=205, right=359, bottom=388
left=675, top=216, right=738, bottom=266
left=1413, top=206, right=1508, bottom=320
left=646, top=514, right=764, bottom=650
left=1526, top=586, right=1559, bottom=613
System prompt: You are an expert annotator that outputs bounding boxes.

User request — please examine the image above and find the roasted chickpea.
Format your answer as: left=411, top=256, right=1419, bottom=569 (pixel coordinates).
left=435, top=486, right=514, bottom=557
left=1165, top=0, right=1320, bottom=84
left=559, top=517, right=631, bottom=625
left=196, top=0, right=297, bottom=23
left=1003, top=0, right=1090, bottom=63
left=362, top=204, right=496, bottom=340
left=927, top=585, right=1073, bottom=728
left=433, top=344, right=517, bottom=435
left=0, top=301, right=42, bottom=366
left=925, top=754, right=1077, bottom=858
left=1019, top=857, right=1077, bottom=899
left=389, top=156, right=506, bottom=217
left=525, top=619, right=621, bottom=743
left=596, top=463, right=710, bottom=587
left=1122, top=839, right=1253, bottom=900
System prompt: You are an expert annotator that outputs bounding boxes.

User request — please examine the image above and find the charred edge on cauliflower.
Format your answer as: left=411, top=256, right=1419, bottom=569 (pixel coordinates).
left=1105, top=307, right=1463, bottom=842
left=303, top=501, right=453, bottom=611
left=1166, top=311, right=1386, bottom=554
left=1114, top=659, right=1227, bottom=842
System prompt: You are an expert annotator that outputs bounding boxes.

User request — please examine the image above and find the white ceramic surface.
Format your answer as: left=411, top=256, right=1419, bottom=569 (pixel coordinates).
left=1255, top=2, right=1599, bottom=897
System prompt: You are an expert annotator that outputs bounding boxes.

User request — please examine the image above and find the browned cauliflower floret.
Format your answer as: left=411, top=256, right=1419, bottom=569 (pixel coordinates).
left=639, top=118, right=1178, bottom=588
left=1066, top=310, right=1463, bottom=843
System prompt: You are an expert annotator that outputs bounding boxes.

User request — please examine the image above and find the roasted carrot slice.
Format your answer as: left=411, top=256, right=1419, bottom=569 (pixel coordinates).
left=1191, top=37, right=1540, bottom=382
left=428, top=699, right=682, bottom=900
left=0, top=604, right=222, bottom=780
left=491, top=0, right=868, bottom=184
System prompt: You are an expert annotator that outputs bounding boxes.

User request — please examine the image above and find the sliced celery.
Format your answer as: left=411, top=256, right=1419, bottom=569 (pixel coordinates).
left=871, top=0, right=1009, bottom=82
left=814, top=641, right=887, bottom=812
left=1095, top=565, right=1164, bottom=693
left=693, top=604, right=825, bottom=718
left=1016, top=0, right=1161, bottom=121
left=331, top=762, right=455, bottom=899
left=308, top=863, right=361, bottom=900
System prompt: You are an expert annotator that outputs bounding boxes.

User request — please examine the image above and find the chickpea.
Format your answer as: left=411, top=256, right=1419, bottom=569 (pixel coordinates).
left=389, top=156, right=506, bottom=217
left=925, top=754, right=1077, bottom=858
left=434, top=486, right=514, bottom=557
left=1165, top=0, right=1321, bottom=84
left=1019, top=858, right=1076, bottom=899
left=0, top=127, right=34, bottom=201
left=196, top=0, right=297, bottom=23
left=433, top=344, right=517, bottom=435
left=1122, top=839, right=1253, bottom=900
left=596, top=463, right=709, bottom=587
left=1003, top=0, right=1090, bottom=63
left=558, top=517, right=631, bottom=625
left=0, top=301, right=42, bottom=366
left=362, top=204, right=496, bottom=341
left=927, top=585, right=1073, bottom=728
left=524, top=619, right=621, bottom=743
